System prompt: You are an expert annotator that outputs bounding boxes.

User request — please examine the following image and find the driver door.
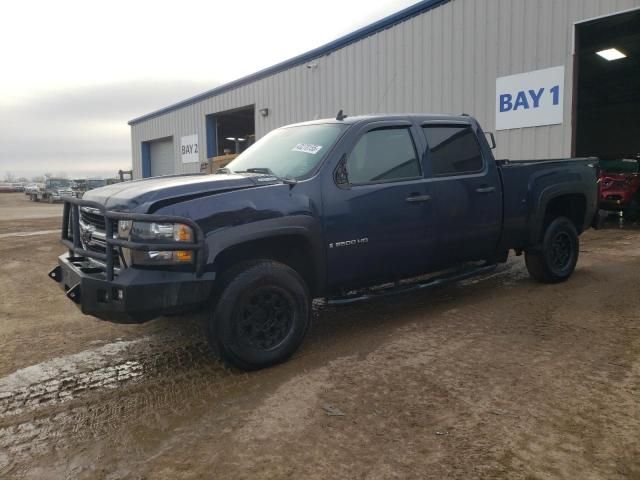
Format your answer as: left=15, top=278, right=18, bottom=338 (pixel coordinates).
left=323, top=120, right=437, bottom=291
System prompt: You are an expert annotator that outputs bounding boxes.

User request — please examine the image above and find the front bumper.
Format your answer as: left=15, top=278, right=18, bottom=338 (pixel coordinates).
left=52, top=196, right=213, bottom=323
left=50, top=254, right=216, bottom=323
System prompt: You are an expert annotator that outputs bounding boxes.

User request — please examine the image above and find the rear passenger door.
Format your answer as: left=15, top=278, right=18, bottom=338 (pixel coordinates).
left=421, top=122, right=502, bottom=265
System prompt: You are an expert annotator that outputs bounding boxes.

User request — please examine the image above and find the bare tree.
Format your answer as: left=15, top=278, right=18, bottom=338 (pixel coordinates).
left=31, top=175, right=45, bottom=183
left=4, top=171, right=16, bottom=182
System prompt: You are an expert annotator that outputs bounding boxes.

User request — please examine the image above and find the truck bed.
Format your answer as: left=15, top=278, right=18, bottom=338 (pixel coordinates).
left=497, top=157, right=599, bottom=250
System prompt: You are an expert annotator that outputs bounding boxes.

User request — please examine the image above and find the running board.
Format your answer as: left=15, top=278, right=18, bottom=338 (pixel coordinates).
left=327, top=263, right=498, bottom=306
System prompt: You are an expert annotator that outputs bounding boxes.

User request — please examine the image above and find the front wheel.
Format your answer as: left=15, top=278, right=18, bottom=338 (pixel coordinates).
left=208, top=260, right=311, bottom=371
left=525, top=216, right=579, bottom=283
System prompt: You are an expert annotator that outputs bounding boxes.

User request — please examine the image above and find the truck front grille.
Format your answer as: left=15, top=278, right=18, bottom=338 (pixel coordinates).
left=80, top=207, right=106, bottom=230
left=78, top=207, right=120, bottom=268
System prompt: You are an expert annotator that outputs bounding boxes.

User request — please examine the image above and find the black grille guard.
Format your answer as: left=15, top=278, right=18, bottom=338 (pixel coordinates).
left=61, top=196, right=207, bottom=280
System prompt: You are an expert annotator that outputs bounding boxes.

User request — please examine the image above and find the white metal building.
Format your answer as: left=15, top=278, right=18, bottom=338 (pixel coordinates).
left=129, top=0, right=640, bottom=178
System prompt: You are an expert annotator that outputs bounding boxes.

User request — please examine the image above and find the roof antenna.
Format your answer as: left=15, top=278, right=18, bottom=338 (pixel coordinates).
left=336, top=109, right=348, bottom=121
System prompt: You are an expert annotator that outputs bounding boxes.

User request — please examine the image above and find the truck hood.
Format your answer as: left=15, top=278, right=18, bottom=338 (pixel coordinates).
left=83, top=173, right=279, bottom=212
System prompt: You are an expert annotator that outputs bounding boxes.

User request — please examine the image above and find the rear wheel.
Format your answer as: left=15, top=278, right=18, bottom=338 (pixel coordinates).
left=525, top=216, right=579, bottom=283
left=208, top=260, right=311, bottom=370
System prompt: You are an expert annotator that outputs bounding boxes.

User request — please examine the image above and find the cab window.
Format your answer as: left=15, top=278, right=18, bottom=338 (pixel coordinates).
left=346, top=127, right=421, bottom=185
left=422, top=125, right=484, bottom=176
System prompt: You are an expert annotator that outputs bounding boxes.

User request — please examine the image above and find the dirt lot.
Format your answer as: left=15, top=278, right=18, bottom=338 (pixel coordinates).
left=1, top=191, right=639, bottom=479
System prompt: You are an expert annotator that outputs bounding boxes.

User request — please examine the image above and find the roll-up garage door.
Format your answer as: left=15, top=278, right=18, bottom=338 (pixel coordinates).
left=150, top=137, right=175, bottom=177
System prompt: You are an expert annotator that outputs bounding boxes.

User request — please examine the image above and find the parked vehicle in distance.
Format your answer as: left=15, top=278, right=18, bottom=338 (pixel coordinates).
left=72, top=178, right=108, bottom=199
left=51, top=114, right=599, bottom=370
left=598, top=155, right=640, bottom=218
left=29, top=178, right=74, bottom=203
left=0, top=183, right=26, bottom=192
left=24, top=183, right=44, bottom=196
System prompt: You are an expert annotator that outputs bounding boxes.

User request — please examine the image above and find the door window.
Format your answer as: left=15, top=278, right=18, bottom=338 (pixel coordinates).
left=346, top=127, right=421, bottom=185
left=422, top=125, right=484, bottom=176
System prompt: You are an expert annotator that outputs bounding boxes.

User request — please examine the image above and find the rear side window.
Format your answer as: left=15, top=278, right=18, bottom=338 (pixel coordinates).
left=346, top=127, right=421, bottom=184
left=422, top=125, right=484, bottom=176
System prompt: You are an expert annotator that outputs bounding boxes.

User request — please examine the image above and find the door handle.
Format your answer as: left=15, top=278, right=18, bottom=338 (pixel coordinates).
left=406, top=194, right=432, bottom=203
left=475, top=186, right=496, bottom=194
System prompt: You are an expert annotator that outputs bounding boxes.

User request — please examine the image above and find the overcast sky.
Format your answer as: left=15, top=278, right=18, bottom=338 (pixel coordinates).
left=0, top=0, right=418, bottom=180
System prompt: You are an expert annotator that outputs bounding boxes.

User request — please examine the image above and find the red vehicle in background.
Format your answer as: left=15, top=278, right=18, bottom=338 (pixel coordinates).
left=599, top=155, right=640, bottom=218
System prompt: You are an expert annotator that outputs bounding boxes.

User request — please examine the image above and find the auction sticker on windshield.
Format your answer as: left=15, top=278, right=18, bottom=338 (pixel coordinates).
left=292, top=143, right=323, bottom=155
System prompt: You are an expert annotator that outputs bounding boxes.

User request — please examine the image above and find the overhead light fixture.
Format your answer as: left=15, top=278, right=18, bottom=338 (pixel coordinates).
left=225, top=137, right=247, bottom=154
left=596, top=48, right=627, bottom=61
left=259, top=108, right=269, bottom=117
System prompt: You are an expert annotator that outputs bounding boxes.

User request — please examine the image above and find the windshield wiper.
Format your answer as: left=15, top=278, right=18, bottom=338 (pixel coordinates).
left=237, top=168, right=298, bottom=186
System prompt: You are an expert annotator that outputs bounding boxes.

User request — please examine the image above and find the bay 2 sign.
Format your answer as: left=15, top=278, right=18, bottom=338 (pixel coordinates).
left=181, top=134, right=199, bottom=164
left=495, top=66, right=564, bottom=131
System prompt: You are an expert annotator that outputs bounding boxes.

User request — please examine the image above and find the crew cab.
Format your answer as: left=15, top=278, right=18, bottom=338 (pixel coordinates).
left=50, top=114, right=598, bottom=370
left=598, top=156, right=640, bottom=218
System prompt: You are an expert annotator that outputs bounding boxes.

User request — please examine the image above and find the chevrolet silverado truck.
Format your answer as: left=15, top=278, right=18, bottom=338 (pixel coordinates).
left=50, top=114, right=598, bottom=370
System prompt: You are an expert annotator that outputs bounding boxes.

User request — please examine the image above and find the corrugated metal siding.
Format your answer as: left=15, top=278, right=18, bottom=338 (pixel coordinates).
left=131, top=0, right=640, bottom=178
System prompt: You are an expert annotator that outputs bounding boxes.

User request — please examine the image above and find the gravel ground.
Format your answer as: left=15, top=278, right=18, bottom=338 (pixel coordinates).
left=0, top=192, right=639, bottom=479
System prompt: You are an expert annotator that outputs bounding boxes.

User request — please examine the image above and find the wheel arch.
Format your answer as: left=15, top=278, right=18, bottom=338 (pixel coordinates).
left=207, top=216, right=325, bottom=297
left=529, top=184, right=590, bottom=245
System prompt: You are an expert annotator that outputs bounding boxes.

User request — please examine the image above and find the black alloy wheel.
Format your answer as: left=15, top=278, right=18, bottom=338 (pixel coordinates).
left=235, top=286, right=295, bottom=351
left=550, top=231, right=573, bottom=271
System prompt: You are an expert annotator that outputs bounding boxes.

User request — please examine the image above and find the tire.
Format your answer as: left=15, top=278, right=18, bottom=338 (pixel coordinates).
left=624, top=197, right=639, bottom=221
left=208, top=260, right=311, bottom=371
left=525, top=216, right=579, bottom=284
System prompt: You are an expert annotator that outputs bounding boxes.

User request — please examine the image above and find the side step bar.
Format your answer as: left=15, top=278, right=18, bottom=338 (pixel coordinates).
left=327, top=263, right=498, bottom=306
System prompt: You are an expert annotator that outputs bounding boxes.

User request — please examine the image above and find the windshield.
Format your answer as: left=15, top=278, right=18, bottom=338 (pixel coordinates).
left=225, top=124, right=347, bottom=179
left=600, top=159, right=639, bottom=174
left=49, top=179, right=71, bottom=189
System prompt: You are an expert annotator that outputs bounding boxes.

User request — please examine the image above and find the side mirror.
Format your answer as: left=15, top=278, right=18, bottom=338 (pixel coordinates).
left=485, top=132, right=497, bottom=150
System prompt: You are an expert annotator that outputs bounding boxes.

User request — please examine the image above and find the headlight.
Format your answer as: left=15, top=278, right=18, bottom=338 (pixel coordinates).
left=118, top=220, right=194, bottom=265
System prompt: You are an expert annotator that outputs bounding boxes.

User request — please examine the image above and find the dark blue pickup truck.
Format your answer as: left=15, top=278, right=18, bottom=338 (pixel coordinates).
left=51, top=114, right=598, bottom=369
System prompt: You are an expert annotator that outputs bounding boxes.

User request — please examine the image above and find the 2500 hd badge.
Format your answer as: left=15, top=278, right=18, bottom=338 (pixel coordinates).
left=329, top=237, right=369, bottom=248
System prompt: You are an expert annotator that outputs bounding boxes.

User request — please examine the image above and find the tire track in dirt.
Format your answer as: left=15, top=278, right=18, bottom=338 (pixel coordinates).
left=0, top=335, right=251, bottom=477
